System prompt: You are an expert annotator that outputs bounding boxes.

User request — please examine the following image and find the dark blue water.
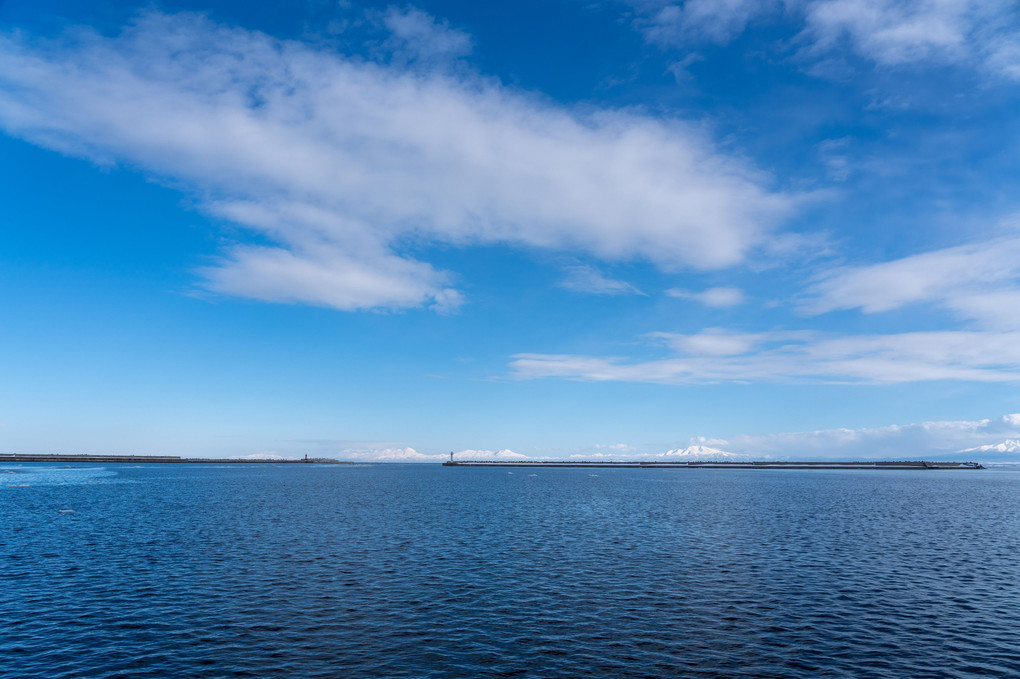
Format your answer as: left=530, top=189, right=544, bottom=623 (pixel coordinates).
left=3, top=463, right=1019, bottom=678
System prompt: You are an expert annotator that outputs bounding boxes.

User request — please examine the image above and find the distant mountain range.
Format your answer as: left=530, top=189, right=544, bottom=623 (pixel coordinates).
left=656, top=440, right=1020, bottom=464
left=956, top=439, right=1020, bottom=463
left=962, top=439, right=1020, bottom=454
left=657, top=445, right=753, bottom=461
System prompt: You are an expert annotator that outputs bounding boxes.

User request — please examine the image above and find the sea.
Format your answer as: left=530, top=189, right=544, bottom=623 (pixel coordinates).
left=2, top=463, right=1019, bottom=678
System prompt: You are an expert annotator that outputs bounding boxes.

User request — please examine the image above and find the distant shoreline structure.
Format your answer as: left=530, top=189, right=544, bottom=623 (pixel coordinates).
left=0, top=454, right=988, bottom=469
left=0, top=454, right=347, bottom=464
left=443, top=460, right=984, bottom=470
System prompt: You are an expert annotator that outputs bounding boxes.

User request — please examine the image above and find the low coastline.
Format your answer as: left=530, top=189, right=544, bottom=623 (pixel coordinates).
left=0, top=453, right=346, bottom=464
left=443, top=460, right=984, bottom=469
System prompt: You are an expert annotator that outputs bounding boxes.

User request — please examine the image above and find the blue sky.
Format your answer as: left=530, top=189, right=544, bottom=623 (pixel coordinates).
left=2, top=0, right=1020, bottom=460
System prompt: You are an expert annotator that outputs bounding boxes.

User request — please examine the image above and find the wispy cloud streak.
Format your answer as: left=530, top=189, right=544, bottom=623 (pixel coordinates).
left=667, top=286, right=745, bottom=307
left=804, top=232, right=1020, bottom=329
left=510, top=329, right=1020, bottom=384
left=630, top=0, right=1020, bottom=79
left=559, top=265, right=644, bottom=295
left=726, top=413, right=1020, bottom=459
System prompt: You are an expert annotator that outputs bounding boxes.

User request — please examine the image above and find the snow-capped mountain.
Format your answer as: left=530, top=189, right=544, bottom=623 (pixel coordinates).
left=340, top=447, right=529, bottom=462
left=453, top=448, right=529, bottom=461
left=657, top=445, right=750, bottom=461
left=961, top=439, right=1020, bottom=454
left=955, top=439, right=1020, bottom=463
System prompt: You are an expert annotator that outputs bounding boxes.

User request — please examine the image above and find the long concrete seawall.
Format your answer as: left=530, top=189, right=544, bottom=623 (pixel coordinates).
left=443, top=460, right=984, bottom=469
left=0, top=454, right=345, bottom=464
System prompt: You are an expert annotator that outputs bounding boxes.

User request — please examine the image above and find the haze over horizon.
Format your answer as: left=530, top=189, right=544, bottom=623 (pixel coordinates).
left=2, top=0, right=1020, bottom=461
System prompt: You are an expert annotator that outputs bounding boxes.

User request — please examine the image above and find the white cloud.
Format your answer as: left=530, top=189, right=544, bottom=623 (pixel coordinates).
left=510, top=227, right=1020, bottom=384
left=631, top=0, right=1020, bottom=79
left=560, top=265, right=643, bottom=295
left=340, top=414, right=1020, bottom=461
left=0, top=12, right=795, bottom=312
left=658, top=444, right=753, bottom=460
left=641, top=0, right=784, bottom=46
left=817, top=136, right=853, bottom=181
left=338, top=446, right=528, bottom=462
left=987, top=34, right=1020, bottom=79
left=804, top=233, right=1020, bottom=328
left=511, top=328, right=1020, bottom=384
left=726, top=413, right=1020, bottom=459
left=667, top=285, right=745, bottom=307
left=451, top=448, right=529, bottom=460
left=802, top=0, right=1020, bottom=77
left=665, top=52, right=705, bottom=82
left=689, top=436, right=729, bottom=446
left=593, top=443, right=635, bottom=451
left=381, top=6, right=473, bottom=64
left=201, top=242, right=463, bottom=312
left=567, top=443, right=636, bottom=458
left=803, top=0, right=967, bottom=63
left=650, top=328, right=790, bottom=355
left=340, top=446, right=445, bottom=462
left=239, top=452, right=293, bottom=460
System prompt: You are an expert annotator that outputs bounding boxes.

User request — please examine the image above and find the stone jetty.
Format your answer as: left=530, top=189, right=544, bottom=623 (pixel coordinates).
left=0, top=454, right=346, bottom=464
left=442, top=460, right=984, bottom=469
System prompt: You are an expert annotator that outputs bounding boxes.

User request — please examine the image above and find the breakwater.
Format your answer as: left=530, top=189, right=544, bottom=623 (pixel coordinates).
left=0, top=454, right=346, bottom=464
left=443, top=460, right=984, bottom=469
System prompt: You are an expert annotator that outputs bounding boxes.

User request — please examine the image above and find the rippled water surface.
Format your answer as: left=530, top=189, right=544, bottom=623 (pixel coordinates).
left=3, top=463, right=1020, bottom=678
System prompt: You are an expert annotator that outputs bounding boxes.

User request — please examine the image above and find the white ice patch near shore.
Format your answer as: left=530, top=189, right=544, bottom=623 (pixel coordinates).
left=1, top=465, right=117, bottom=486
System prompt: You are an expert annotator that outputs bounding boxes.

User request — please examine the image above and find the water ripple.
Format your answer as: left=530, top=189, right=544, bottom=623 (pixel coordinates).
left=2, top=464, right=1019, bottom=677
